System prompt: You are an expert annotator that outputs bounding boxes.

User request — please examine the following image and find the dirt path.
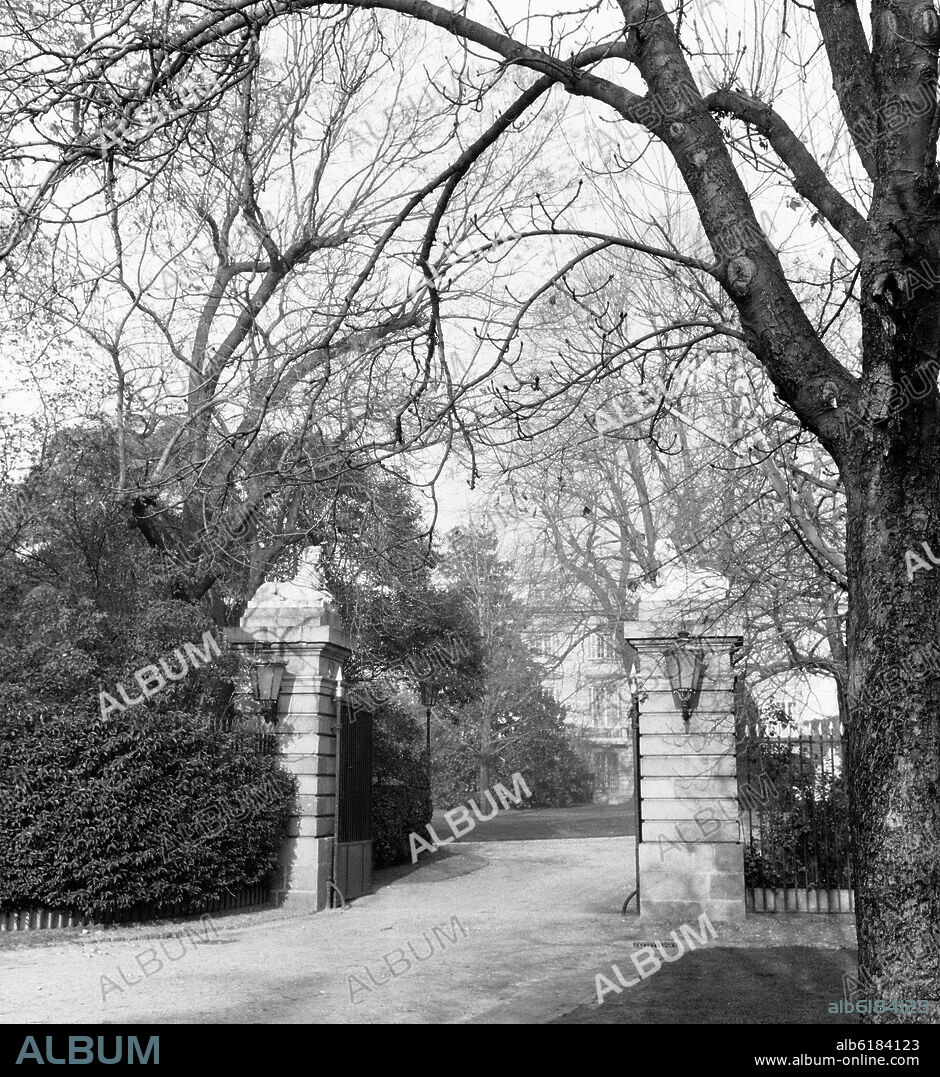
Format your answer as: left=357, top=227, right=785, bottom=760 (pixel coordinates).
left=430, top=803, right=635, bottom=842
left=0, top=837, right=856, bottom=1024
left=0, top=838, right=636, bottom=1024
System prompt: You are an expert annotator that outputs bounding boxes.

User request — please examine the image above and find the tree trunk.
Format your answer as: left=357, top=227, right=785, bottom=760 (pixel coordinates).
left=844, top=439, right=940, bottom=1021
left=479, top=701, right=491, bottom=803
left=478, top=753, right=490, bottom=804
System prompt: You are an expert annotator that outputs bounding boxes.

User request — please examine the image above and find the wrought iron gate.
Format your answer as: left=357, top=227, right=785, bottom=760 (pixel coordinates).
left=739, top=719, right=853, bottom=912
left=333, top=700, right=373, bottom=903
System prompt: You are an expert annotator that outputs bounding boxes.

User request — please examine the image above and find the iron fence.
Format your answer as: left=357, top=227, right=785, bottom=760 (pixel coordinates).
left=1, top=883, right=272, bottom=933
left=738, top=721, right=853, bottom=904
left=208, top=713, right=277, bottom=754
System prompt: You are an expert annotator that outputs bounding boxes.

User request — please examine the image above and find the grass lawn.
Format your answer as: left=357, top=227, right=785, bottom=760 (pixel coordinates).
left=555, top=944, right=859, bottom=1023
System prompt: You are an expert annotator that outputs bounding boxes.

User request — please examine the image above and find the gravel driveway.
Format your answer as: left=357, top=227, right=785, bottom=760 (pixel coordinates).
left=0, top=830, right=856, bottom=1024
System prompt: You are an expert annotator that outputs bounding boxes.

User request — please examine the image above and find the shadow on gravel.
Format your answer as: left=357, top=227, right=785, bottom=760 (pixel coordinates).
left=370, top=846, right=490, bottom=893
left=554, top=945, right=859, bottom=1024
left=433, top=804, right=636, bottom=843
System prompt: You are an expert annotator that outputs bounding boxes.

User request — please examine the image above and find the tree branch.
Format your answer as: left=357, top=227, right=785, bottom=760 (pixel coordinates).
left=706, top=88, right=868, bottom=256
left=812, top=0, right=878, bottom=180
left=609, top=0, right=859, bottom=461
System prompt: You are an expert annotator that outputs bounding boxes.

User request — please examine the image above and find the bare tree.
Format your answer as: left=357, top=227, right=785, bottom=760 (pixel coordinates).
left=475, top=251, right=847, bottom=730
left=2, top=0, right=940, bottom=1013
left=1, top=10, right=554, bottom=614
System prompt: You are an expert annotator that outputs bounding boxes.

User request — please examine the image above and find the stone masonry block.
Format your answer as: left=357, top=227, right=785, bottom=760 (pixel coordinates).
left=642, top=776, right=738, bottom=798
left=640, top=755, right=736, bottom=778
left=640, top=796, right=740, bottom=821
left=640, top=735, right=734, bottom=757
left=640, top=897, right=746, bottom=923
left=641, top=819, right=741, bottom=843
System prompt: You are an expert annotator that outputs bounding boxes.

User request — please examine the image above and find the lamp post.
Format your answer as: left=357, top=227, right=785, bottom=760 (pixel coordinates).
left=663, top=634, right=709, bottom=724
left=250, top=656, right=287, bottom=723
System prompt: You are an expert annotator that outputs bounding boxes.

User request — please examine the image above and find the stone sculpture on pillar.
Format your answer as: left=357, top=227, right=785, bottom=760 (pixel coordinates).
left=227, top=546, right=351, bottom=910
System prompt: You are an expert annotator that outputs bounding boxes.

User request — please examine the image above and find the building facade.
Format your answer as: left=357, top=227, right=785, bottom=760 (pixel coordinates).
left=530, top=620, right=636, bottom=805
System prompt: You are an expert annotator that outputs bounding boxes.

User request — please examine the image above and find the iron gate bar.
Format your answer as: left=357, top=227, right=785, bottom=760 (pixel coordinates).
left=333, top=697, right=373, bottom=903
left=740, top=720, right=852, bottom=911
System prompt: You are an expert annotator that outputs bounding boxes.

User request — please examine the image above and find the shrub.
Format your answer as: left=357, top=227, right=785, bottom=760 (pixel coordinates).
left=0, top=705, right=294, bottom=917
left=739, top=735, right=852, bottom=891
left=370, top=702, right=431, bottom=868
left=431, top=696, right=593, bottom=810
left=499, top=717, right=594, bottom=809
left=0, top=561, right=298, bottom=918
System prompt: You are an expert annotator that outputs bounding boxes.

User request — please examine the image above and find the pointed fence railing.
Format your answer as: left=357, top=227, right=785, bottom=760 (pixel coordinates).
left=738, top=718, right=853, bottom=913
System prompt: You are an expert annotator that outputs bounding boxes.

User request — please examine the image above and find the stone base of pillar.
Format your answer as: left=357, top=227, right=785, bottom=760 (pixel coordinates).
left=274, top=835, right=334, bottom=911
left=637, top=841, right=746, bottom=922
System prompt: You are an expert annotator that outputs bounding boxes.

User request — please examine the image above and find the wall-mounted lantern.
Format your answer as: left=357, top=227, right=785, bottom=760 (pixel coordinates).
left=251, top=657, right=286, bottom=724
left=664, top=635, right=709, bottom=725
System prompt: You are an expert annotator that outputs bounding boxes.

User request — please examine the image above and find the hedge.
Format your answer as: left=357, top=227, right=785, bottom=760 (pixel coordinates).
left=0, top=706, right=295, bottom=917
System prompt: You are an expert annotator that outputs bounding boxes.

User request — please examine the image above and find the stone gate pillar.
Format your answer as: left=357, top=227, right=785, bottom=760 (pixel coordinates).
left=626, top=544, right=745, bottom=923
left=226, top=547, right=351, bottom=911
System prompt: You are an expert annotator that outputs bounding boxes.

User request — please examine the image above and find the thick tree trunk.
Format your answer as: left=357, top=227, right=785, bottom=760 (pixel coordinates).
left=844, top=440, right=940, bottom=1021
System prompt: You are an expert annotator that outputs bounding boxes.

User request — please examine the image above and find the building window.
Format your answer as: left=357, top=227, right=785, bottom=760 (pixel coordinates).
left=530, top=633, right=556, bottom=657
left=589, top=631, right=617, bottom=660
left=589, top=686, right=620, bottom=725
left=592, top=749, right=620, bottom=797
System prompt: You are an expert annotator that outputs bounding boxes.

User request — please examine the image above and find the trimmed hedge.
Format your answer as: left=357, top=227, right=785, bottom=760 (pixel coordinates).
left=0, top=707, right=294, bottom=917
left=0, top=571, right=295, bottom=919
